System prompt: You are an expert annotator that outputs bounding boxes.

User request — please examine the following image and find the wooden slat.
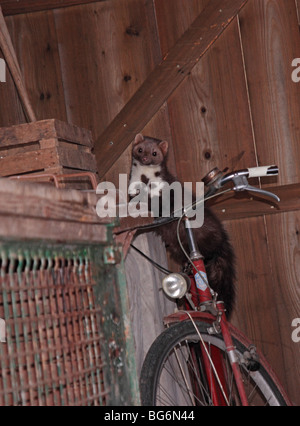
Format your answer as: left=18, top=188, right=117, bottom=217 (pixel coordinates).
left=125, top=233, right=175, bottom=374
left=0, top=0, right=104, bottom=15
left=0, top=7, right=36, bottom=122
left=166, top=17, right=257, bottom=185
left=56, top=145, right=97, bottom=170
left=239, top=0, right=300, bottom=186
left=210, top=183, right=300, bottom=221
left=0, top=12, right=67, bottom=126
left=0, top=119, right=93, bottom=147
left=264, top=212, right=300, bottom=401
left=17, top=11, right=68, bottom=122
left=0, top=176, right=111, bottom=224
left=0, top=148, right=59, bottom=175
left=94, top=0, right=250, bottom=178
left=237, top=0, right=300, bottom=404
left=225, top=217, right=288, bottom=391
left=0, top=146, right=97, bottom=175
left=54, top=0, right=164, bottom=184
left=154, top=0, right=209, bottom=58
left=0, top=214, right=108, bottom=242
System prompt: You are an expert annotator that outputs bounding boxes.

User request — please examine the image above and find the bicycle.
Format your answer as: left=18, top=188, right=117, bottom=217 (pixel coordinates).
left=139, top=165, right=292, bottom=406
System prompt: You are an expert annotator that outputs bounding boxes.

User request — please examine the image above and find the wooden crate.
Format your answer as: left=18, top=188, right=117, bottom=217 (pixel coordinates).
left=0, top=119, right=98, bottom=188
left=0, top=178, right=139, bottom=406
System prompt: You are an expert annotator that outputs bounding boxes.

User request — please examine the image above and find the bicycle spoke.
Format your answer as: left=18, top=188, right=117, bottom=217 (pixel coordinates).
left=140, top=321, right=288, bottom=406
left=157, top=342, right=214, bottom=406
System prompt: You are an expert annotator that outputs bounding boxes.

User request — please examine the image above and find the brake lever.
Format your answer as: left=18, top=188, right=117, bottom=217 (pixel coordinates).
left=232, top=176, right=280, bottom=203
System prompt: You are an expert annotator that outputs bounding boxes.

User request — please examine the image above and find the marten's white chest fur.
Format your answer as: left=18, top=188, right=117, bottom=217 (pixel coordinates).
left=129, top=162, right=166, bottom=198
left=128, top=133, right=236, bottom=318
left=129, top=134, right=171, bottom=198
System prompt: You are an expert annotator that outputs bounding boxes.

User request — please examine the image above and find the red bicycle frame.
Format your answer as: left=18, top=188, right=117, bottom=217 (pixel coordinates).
left=166, top=218, right=250, bottom=406
left=158, top=166, right=292, bottom=406
left=162, top=237, right=292, bottom=406
left=192, top=257, right=249, bottom=406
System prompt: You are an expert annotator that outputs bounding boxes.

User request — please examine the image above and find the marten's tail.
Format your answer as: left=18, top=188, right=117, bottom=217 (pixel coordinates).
left=205, top=233, right=236, bottom=318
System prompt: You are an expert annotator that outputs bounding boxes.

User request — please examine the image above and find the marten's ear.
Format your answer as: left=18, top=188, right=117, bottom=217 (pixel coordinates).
left=133, top=134, right=144, bottom=146
left=158, top=140, right=169, bottom=157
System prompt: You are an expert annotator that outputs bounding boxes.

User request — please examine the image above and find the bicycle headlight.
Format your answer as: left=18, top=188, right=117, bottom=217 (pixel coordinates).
left=162, top=273, right=190, bottom=300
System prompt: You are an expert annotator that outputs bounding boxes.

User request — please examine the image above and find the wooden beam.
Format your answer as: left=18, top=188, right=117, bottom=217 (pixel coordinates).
left=0, top=214, right=108, bottom=243
left=209, top=183, right=300, bottom=221
left=95, top=0, right=250, bottom=178
left=114, top=183, right=300, bottom=234
left=0, top=6, right=37, bottom=121
left=0, top=176, right=111, bottom=225
left=0, top=177, right=113, bottom=242
left=0, top=0, right=105, bottom=15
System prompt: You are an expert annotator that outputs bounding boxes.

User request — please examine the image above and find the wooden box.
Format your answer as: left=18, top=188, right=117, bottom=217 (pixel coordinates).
left=0, top=178, right=139, bottom=405
left=0, top=119, right=98, bottom=188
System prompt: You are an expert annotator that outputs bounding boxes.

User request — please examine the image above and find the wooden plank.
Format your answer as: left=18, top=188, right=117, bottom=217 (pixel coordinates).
left=0, top=146, right=97, bottom=175
left=237, top=0, right=300, bottom=404
left=0, top=148, right=59, bottom=175
left=94, top=0, right=250, bottom=178
left=226, top=218, right=288, bottom=392
left=0, top=119, right=93, bottom=147
left=56, top=145, right=97, bottom=171
left=54, top=0, right=164, bottom=184
left=239, top=0, right=300, bottom=186
left=154, top=0, right=209, bottom=58
left=0, top=11, right=67, bottom=126
left=210, top=183, right=300, bottom=221
left=167, top=17, right=257, bottom=185
left=0, top=214, right=108, bottom=242
left=0, top=177, right=111, bottom=224
left=125, top=233, right=175, bottom=374
left=264, top=212, right=300, bottom=405
left=0, top=16, right=26, bottom=125
left=0, top=0, right=105, bottom=15
left=0, top=7, right=37, bottom=121
left=0, top=189, right=106, bottom=224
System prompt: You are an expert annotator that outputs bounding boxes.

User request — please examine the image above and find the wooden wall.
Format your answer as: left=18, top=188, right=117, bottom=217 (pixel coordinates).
left=0, top=0, right=299, bottom=404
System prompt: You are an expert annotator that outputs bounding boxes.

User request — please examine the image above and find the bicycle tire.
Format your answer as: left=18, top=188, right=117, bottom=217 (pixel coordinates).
left=140, top=320, right=290, bottom=406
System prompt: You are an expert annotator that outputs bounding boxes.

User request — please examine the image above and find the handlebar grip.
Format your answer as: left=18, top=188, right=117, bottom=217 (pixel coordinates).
left=247, top=165, right=278, bottom=178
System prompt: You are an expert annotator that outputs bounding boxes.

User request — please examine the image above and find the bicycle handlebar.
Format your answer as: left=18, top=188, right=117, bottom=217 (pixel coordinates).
left=204, top=164, right=280, bottom=203
left=116, top=165, right=280, bottom=234
left=247, top=165, right=278, bottom=178
left=219, top=165, right=278, bottom=187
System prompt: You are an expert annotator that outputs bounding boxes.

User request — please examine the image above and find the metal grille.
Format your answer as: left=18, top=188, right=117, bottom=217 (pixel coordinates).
left=0, top=246, right=108, bottom=406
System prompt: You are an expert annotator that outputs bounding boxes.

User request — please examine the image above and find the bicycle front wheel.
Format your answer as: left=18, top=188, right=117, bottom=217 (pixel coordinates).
left=140, top=320, right=290, bottom=406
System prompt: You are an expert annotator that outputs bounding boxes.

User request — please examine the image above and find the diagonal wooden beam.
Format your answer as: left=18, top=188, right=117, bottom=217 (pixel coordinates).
left=114, top=182, right=300, bottom=235
left=0, top=0, right=105, bottom=15
left=95, top=0, right=250, bottom=178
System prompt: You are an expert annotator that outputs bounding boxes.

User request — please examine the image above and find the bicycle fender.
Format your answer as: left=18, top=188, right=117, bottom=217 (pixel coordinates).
left=164, top=311, right=216, bottom=326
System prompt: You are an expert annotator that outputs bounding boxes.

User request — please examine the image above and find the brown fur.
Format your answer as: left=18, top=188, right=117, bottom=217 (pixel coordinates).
left=130, top=135, right=236, bottom=317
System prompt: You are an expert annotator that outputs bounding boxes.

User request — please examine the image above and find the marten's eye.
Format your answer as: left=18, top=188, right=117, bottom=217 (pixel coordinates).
left=152, top=152, right=157, bottom=157
left=138, top=148, right=143, bottom=153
